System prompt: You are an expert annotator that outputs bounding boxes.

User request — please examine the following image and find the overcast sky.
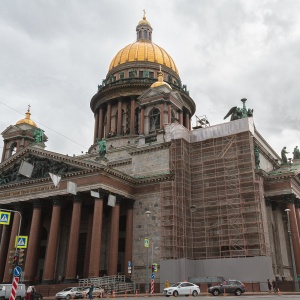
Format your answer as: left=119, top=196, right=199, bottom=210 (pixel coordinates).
left=0, top=0, right=299, bottom=158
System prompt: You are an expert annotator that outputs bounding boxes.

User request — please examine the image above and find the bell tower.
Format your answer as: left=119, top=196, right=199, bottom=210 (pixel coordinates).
left=1, top=106, right=47, bottom=162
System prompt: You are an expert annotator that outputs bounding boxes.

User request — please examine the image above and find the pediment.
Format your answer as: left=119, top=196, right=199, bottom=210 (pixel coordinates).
left=2, top=124, right=35, bottom=136
left=138, top=85, right=172, bottom=100
left=0, top=147, right=97, bottom=186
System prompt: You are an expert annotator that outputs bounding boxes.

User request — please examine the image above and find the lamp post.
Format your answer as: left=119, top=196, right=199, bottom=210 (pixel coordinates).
left=285, top=208, right=299, bottom=291
left=145, top=211, right=151, bottom=294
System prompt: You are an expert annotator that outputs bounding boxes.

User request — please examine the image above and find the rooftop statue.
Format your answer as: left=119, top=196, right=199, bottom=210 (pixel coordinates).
left=96, top=138, right=107, bottom=157
left=293, top=146, right=300, bottom=160
left=144, top=70, right=149, bottom=77
left=33, top=128, right=44, bottom=143
left=281, top=146, right=289, bottom=164
left=254, top=145, right=260, bottom=169
left=224, top=98, right=254, bottom=121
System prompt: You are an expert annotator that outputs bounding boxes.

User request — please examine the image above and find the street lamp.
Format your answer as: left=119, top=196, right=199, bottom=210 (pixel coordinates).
left=145, top=211, right=151, bottom=294
left=151, top=244, right=159, bottom=266
left=285, top=208, right=299, bottom=291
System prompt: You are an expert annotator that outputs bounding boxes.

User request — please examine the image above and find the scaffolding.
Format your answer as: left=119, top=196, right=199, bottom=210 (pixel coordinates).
left=161, top=130, right=270, bottom=260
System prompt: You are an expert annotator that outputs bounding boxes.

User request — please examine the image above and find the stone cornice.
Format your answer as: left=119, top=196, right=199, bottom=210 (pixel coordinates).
left=107, top=158, right=132, bottom=168
left=134, top=172, right=173, bottom=184
left=0, top=147, right=102, bottom=171
left=128, top=142, right=171, bottom=156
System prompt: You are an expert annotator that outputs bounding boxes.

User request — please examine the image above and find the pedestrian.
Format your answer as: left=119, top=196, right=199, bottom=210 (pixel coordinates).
left=272, top=279, right=277, bottom=293
left=165, top=280, right=169, bottom=288
left=88, top=285, right=94, bottom=300
left=267, top=279, right=272, bottom=293
left=30, top=286, right=36, bottom=300
left=26, top=286, right=32, bottom=300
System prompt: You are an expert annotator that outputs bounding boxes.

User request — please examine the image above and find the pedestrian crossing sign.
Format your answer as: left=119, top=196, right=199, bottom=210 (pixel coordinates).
left=144, top=238, right=150, bottom=248
left=14, top=236, right=28, bottom=249
left=0, top=211, right=11, bottom=225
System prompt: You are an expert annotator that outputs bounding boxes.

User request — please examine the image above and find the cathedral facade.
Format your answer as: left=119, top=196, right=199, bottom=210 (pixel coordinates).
left=1, top=14, right=300, bottom=291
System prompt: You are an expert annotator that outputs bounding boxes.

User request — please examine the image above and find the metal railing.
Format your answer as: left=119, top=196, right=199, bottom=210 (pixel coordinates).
left=78, top=275, right=138, bottom=294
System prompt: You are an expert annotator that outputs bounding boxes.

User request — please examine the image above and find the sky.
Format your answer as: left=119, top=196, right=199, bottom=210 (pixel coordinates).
left=0, top=0, right=299, bottom=158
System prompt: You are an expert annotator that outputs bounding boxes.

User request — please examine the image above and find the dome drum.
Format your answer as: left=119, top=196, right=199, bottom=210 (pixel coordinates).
left=91, top=14, right=196, bottom=141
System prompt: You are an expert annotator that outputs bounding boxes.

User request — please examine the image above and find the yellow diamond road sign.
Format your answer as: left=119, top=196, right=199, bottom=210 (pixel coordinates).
left=0, top=211, right=11, bottom=225
left=15, top=236, right=28, bottom=249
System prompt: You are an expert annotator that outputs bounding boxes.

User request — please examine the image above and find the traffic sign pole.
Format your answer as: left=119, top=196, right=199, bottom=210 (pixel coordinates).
left=151, top=273, right=154, bottom=295
left=9, top=276, right=19, bottom=300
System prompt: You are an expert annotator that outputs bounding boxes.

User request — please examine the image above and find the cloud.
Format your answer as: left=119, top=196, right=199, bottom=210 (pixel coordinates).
left=0, top=0, right=299, bottom=157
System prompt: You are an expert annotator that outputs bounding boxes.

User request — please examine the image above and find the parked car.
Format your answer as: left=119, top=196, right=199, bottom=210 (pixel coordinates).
left=55, top=287, right=84, bottom=300
left=0, top=284, right=26, bottom=300
left=208, top=280, right=245, bottom=296
left=163, top=282, right=200, bottom=297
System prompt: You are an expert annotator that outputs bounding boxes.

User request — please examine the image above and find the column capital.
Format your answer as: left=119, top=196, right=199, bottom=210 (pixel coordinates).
left=284, top=194, right=297, bottom=204
left=51, top=196, right=62, bottom=206
left=12, top=203, right=24, bottom=213
left=125, top=199, right=135, bottom=209
left=32, top=200, right=43, bottom=209
left=70, top=195, right=82, bottom=203
left=116, top=195, right=124, bottom=205
left=98, top=189, right=108, bottom=199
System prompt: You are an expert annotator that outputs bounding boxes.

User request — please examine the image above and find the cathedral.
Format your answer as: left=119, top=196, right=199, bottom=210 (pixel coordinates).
left=1, top=13, right=300, bottom=292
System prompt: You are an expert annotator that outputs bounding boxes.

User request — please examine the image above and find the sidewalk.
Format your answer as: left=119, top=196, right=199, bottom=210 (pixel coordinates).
left=43, top=291, right=300, bottom=299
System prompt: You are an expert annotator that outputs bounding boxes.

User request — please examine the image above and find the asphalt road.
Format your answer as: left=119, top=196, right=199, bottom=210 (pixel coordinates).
left=127, top=297, right=300, bottom=300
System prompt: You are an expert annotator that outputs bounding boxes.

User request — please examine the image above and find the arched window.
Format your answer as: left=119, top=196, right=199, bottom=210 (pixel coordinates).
left=171, top=111, right=176, bottom=123
left=121, top=109, right=126, bottom=134
left=149, top=108, right=160, bottom=132
left=143, top=30, right=147, bottom=39
left=10, top=142, right=17, bottom=156
left=135, top=108, right=140, bottom=134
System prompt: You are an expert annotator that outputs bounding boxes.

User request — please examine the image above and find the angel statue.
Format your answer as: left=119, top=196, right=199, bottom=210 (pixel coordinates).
left=224, top=98, right=254, bottom=121
left=33, top=128, right=44, bottom=143
left=223, top=106, right=243, bottom=121
left=96, top=138, right=107, bottom=157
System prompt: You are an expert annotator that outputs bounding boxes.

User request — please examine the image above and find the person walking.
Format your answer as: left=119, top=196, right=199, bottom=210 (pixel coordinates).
left=30, top=286, right=36, bottom=300
left=272, top=279, right=277, bottom=293
left=26, top=286, right=32, bottom=300
left=88, top=285, right=94, bottom=300
left=267, top=279, right=272, bottom=293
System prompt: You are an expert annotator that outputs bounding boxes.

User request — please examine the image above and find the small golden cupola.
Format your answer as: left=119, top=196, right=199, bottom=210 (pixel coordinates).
left=151, top=65, right=172, bottom=89
left=136, top=9, right=153, bottom=41
left=16, top=105, right=37, bottom=127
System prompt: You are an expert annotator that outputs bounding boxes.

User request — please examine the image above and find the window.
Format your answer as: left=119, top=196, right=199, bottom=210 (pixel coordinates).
left=10, top=142, right=17, bottom=156
left=143, top=30, right=147, bottom=38
left=171, top=111, right=176, bottom=123
left=149, top=108, right=160, bottom=132
left=149, top=72, right=154, bottom=79
left=139, top=71, right=143, bottom=78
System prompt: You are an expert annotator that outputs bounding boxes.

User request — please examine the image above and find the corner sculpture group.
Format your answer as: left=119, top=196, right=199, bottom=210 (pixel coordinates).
left=281, top=146, right=300, bottom=164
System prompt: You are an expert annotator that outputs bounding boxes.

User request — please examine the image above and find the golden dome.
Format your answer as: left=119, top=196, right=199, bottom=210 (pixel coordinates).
left=138, top=17, right=151, bottom=27
left=151, top=66, right=172, bottom=89
left=109, top=41, right=179, bottom=74
left=16, top=107, right=37, bottom=127
left=137, top=10, right=152, bottom=28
